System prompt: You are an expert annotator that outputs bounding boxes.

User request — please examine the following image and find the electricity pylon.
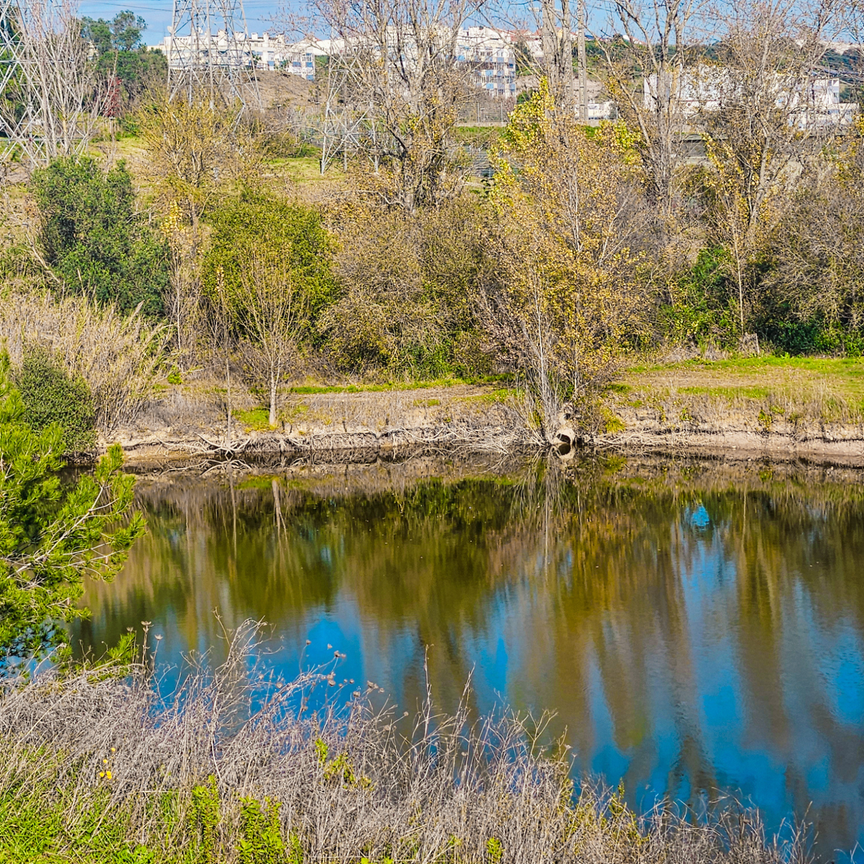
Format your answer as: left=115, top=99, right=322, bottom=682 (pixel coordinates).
left=0, top=0, right=23, bottom=156
left=0, top=0, right=101, bottom=164
left=167, top=0, right=260, bottom=109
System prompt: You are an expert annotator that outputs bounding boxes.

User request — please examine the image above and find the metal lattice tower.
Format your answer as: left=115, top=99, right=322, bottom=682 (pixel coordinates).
left=167, top=0, right=260, bottom=109
left=0, top=0, right=55, bottom=162
left=0, top=0, right=16, bottom=91
left=0, top=0, right=99, bottom=165
left=0, top=0, right=23, bottom=157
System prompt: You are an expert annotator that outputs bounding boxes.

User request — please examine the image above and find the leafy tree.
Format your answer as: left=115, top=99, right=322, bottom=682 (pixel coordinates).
left=757, top=116, right=864, bottom=355
left=142, top=97, right=264, bottom=369
left=81, top=11, right=166, bottom=107
left=202, top=194, right=336, bottom=425
left=0, top=357, right=144, bottom=659
left=487, top=80, right=649, bottom=438
left=80, top=16, right=115, bottom=55
left=108, top=10, right=146, bottom=52
left=31, top=156, right=169, bottom=317
left=141, top=96, right=264, bottom=228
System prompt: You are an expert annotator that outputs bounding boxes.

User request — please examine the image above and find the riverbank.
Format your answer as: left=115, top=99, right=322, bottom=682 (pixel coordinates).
left=110, top=377, right=527, bottom=465
left=106, top=356, right=864, bottom=467
left=596, top=355, right=864, bottom=464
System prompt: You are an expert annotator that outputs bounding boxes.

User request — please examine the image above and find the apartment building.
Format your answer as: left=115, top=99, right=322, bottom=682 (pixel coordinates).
left=163, top=27, right=518, bottom=97
left=457, top=27, right=516, bottom=99
left=643, top=65, right=857, bottom=128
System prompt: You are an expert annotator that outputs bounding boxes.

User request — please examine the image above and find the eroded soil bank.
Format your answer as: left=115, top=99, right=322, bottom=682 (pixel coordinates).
left=596, top=356, right=864, bottom=465
left=107, top=357, right=864, bottom=468
left=110, top=380, right=524, bottom=466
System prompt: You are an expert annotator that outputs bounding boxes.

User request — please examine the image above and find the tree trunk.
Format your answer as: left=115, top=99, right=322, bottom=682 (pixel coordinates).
left=269, top=370, right=278, bottom=427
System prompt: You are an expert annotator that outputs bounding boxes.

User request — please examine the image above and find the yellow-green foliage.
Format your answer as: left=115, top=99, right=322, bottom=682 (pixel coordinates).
left=489, top=78, right=649, bottom=393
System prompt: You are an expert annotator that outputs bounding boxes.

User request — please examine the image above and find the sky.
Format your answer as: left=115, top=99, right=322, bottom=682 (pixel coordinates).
left=78, top=0, right=281, bottom=47
left=77, top=0, right=618, bottom=49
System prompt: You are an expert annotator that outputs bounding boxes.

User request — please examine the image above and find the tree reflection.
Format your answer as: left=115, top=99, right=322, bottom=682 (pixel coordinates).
left=73, top=454, right=864, bottom=855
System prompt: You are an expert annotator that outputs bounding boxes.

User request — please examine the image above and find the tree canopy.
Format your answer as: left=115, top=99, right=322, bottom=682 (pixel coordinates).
left=81, top=11, right=166, bottom=106
left=0, top=357, right=144, bottom=660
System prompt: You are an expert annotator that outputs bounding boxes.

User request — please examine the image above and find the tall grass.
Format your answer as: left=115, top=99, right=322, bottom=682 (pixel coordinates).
left=0, top=623, right=807, bottom=864
left=0, top=291, right=168, bottom=436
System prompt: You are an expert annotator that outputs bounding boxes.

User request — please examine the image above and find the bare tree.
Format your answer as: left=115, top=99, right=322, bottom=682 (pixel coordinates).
left=539, top=0, right=575, bottom=108
left=593, top=0, right=703, bottom=218
left=699, top=0, right=843, bottom=332
left=235, top=252, right=308, bottom=427
left=0, top=0, right=106, bottom=166
left=310, top=0, right=485, bottom=211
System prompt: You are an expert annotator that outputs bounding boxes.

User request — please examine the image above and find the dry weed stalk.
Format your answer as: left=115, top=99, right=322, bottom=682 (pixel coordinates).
left=0, top=291, right=168, bottom=435
left=0, top=622, right=808, bottom=863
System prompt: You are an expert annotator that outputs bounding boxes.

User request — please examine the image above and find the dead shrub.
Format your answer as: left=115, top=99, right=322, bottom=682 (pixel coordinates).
left=0, top=621, right=810, bottom=864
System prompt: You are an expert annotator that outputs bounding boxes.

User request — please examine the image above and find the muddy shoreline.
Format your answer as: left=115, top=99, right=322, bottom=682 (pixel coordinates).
left=106, top=420, right=864, bottom=470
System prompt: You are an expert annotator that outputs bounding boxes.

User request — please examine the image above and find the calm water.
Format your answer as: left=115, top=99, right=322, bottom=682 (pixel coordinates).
left=73, top=454, right=864, bottom=859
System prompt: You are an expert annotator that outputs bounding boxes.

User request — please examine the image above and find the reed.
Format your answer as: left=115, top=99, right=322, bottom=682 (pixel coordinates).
left=0, top=623, right=807, bottom=864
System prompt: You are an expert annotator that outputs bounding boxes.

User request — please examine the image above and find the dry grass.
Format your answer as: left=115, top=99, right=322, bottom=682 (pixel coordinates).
left=616, top=356, right=864, bottom=424
left=0, top=291, right=168, bottom=436
left=0, top=622, right=808, bottom=864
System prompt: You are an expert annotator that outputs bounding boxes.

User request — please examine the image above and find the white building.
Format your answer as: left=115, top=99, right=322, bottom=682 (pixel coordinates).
left=163, top=27, right=519, bottom=97
left=643, top=65, right=857, bottom=128
left=162, top=30, right=327, bottom=79
left=456, top=27, right=516, bottom=99
left=163, top=28, right=254, bottom=71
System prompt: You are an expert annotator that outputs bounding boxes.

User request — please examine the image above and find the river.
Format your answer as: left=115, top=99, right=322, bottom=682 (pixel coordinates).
left=72, top=452, right=864, bottom=860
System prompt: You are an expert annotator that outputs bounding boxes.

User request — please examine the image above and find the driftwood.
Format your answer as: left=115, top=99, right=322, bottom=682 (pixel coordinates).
left=196, top=434, right=252, bottom=457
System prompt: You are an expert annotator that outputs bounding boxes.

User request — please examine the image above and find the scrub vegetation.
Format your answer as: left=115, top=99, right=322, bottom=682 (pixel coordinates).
left=3, top=1, right=864, bottom=448
left=0, top=623, right=808, bottom=864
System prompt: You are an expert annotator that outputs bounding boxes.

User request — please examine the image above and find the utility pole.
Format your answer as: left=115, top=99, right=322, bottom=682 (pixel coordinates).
left=167, top=0, right=260, bottom=110
left=577, top=0, right=588, bottom=123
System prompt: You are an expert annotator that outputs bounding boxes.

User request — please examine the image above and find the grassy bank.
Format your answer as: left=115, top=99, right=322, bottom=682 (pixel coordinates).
left=0, top=625, right=806, bottom=864
left=601, top=355, right=864, bottom=440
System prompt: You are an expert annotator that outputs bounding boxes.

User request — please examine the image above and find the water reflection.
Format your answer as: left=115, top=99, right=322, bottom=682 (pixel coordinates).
left=73, top=455, right=864, bottom=859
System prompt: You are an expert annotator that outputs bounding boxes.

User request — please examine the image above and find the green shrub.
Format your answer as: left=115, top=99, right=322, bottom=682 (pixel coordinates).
left=15, top=350, right=97, bottom=453
left=190, top=777, right=220, bottom=864
left=31, top=156, right=169, bottom=317
left=0, top=354, right=143, bottom=659
left=238, top=797, right=285, bottom=864
left=202, top=192, right=337, bottom=342
left=663, top=246, right=740, bottom=347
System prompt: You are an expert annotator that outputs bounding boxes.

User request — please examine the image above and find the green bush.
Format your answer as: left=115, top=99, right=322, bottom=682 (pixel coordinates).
left=662, top=246, right=740, bottom=347
left=202, top=192, right=337, bottom=341
left=0, top=356, right=143, bottom=659
left=31, top=156, right=169, bottom=317
left=15, top=350, right=97, bottom=453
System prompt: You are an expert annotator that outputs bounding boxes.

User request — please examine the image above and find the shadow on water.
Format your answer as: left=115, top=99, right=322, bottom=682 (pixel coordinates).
left=72, top=451, right=864, bottom=861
